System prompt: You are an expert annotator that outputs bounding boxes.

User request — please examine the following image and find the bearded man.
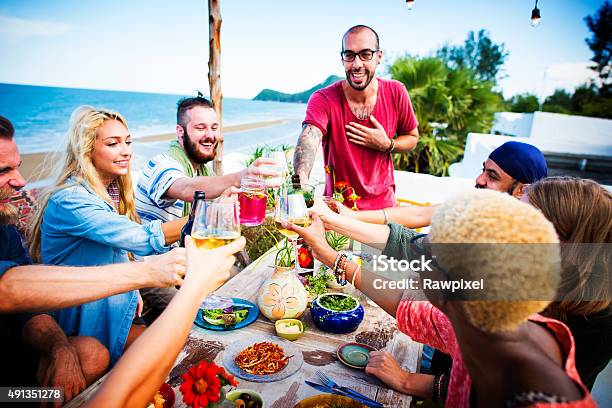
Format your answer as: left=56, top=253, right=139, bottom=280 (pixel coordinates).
left=135, top=96, right=277, bottom=223
left=293, top=25, right=420, bottom=210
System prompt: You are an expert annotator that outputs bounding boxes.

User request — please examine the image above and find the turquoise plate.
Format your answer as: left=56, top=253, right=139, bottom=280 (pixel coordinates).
left=194, top=298, right=259, bottom=331
left=337, top=342, right=377, bottom=369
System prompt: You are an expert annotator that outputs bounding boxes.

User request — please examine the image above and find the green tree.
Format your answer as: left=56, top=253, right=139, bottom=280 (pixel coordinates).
left=437, top=30, right=509, bottom=84
left=389, top=56, right=503, bottom=176
left=542, top=89, right=572, bottom=114
left=585, top=1, right=612, bottom=96
left=509, top=93, right=540, bottom=113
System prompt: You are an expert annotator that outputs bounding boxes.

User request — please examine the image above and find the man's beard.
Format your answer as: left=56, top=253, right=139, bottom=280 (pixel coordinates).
left=346, top=68, right=374, bottom=91
left=0, top=186, right=19, bottom=225
left=473, top=182, right=518, bottom=196
left=183, top=129, right=216, bottom=165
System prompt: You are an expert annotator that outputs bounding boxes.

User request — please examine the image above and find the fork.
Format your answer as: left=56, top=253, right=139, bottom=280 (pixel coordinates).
left=316, top=370, right=383, bottom=408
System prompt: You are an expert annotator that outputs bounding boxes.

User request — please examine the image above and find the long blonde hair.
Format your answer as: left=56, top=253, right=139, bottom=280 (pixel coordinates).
left=28, top=106, right=140, bottom=262
left=528, top=177, right=611, bottom=319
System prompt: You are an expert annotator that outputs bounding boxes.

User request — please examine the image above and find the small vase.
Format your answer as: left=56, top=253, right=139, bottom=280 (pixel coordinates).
left=257, top=266, right=308, bottom=321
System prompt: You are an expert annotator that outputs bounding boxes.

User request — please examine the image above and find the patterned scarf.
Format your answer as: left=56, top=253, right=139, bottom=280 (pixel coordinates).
left=166, top=140, right=213, bottom=216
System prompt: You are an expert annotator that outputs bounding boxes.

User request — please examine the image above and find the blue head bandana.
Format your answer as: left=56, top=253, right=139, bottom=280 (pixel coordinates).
left=488, top=141, right=547, bottom=184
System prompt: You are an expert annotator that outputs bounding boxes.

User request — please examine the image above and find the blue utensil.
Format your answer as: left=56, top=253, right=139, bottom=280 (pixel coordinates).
left=316, top=371, right=382, bottom=407
left=304, top=381, right=384, bottom=408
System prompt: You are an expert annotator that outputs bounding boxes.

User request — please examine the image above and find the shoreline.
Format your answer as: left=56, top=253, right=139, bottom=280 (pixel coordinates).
left=19, top=118, right=289, bottom=182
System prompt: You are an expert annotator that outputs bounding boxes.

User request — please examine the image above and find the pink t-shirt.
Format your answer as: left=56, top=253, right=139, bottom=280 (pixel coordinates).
left=303, top=78, right=418, bottom=210
left=396, top=300, right=596, bottom=408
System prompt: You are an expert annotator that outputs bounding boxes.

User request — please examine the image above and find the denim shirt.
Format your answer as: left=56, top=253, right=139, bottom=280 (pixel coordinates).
left=40, top=179, right=168, bottom=364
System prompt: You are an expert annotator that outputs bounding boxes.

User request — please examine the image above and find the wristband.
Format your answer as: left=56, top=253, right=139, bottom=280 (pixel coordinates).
left=384, top=138, right=395, bottom=153
left=381, top=208, right=388, bottom=225
left=350, top=264, right=361, bottom=287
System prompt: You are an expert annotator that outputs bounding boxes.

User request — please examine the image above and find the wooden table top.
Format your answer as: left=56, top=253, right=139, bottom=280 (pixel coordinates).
left=66, top=247, right=422, bottom=408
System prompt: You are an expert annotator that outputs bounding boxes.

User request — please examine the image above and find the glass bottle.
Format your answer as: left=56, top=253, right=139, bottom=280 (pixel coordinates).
left=179, top=190, right=206, bottom=247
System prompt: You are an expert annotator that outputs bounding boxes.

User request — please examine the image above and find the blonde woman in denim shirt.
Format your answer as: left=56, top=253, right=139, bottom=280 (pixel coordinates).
left=28, top=106, right=187, bottom=366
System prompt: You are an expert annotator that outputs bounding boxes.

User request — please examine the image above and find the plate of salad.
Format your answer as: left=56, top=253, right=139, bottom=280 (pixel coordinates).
left=194, top=298, right=259, bottom=331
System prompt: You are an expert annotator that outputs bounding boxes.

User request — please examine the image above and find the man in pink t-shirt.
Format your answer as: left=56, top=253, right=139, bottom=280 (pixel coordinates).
left=294, top=25, right=419, bottom=210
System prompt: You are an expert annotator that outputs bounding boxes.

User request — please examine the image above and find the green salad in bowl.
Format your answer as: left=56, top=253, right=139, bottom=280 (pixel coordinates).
left=202, top=307, right=249, bottom=326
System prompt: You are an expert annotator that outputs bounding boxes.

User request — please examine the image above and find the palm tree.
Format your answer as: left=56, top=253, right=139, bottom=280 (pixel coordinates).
left=389, top=56, right=502, bottom=176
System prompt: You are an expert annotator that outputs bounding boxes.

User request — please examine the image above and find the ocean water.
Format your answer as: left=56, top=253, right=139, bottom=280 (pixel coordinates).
left=0, top=83, right=306, bottom=154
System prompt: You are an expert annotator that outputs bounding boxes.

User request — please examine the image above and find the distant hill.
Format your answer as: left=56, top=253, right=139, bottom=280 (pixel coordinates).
left=253, top=75, right=343, bottom=103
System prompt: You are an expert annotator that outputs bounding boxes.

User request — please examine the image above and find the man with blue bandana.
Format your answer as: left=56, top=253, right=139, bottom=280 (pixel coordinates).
left=475, top=141, right=547, bottom=197
left=337, top=141, right=548, bottom=228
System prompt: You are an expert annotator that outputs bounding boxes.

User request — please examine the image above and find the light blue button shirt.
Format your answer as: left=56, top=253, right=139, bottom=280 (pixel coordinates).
left=40, top=179, right=168, bottom=364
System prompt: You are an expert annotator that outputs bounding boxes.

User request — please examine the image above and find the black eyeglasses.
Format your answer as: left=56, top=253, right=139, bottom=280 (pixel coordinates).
left=340, top=49, right=379, bottom=62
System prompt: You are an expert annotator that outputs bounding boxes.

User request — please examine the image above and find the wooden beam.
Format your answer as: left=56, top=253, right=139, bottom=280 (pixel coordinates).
left=208, top=0, right=223, bottom=175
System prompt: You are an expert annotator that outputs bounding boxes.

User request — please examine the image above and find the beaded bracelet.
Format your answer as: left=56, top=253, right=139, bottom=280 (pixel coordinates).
left=333, top=253, right=348, bottom=286
left=431, top=372, right=448, bottom=404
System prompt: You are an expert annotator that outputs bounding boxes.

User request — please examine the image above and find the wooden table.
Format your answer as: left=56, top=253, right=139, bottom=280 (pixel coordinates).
left=66, top=248, right=422, bottom=408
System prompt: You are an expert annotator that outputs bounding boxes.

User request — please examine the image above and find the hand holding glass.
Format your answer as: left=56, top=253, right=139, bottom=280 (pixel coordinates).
left=275, top=184, right=312, bottom=240
left=191, top=199, right=241, bottom=310
left=261, top=149, right=288, bottom=188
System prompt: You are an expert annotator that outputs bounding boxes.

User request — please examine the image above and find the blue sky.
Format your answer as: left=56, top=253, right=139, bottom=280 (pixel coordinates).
left=0, top=0, right=605, bottom=99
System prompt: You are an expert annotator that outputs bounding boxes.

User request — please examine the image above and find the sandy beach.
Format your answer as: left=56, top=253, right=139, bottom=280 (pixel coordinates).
left=19, top=118, right=288, bottom=183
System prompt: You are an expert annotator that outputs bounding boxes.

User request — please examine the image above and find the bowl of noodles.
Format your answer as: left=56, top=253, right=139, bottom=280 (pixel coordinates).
left=222, top=336, right=304, bottom=382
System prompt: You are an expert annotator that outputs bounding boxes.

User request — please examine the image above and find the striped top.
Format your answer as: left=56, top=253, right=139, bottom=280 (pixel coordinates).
left=135, top=153, right=189, bottom=223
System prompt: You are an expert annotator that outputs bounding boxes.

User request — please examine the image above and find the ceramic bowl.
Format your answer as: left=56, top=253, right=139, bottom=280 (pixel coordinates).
left=310, top=293, right=364, bottom=334
left=337, top=342, right=377, bottom=369
left=226, top=389, right=265, bottom=408
left=275, top=318, right=304, bottom=341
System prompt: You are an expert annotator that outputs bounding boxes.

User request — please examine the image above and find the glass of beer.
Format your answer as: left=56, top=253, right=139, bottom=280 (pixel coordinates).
left=191, top=199, right=240, bottom=310
left=274, top=182, right=312, bottom=240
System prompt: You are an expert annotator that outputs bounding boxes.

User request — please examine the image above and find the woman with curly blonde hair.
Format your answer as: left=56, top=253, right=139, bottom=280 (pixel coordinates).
left=28, top=106, right=185, bottom=365
left=292, top=190, right=596, bottom=406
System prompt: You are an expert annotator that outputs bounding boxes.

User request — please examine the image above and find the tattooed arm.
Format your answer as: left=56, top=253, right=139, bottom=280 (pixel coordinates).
left=293, top=124, right=323, bottom=184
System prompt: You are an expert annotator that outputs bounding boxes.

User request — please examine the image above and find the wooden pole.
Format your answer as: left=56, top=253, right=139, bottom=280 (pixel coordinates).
left=208, top=0, right=223, bottom=175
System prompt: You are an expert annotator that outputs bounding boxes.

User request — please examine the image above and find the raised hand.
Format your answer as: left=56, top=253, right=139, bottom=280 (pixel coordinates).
left=184, top=235, right=246, bottom=296
left=284, top=211, right=336, bottom=266
left=143, top=247, right=186, bottom=288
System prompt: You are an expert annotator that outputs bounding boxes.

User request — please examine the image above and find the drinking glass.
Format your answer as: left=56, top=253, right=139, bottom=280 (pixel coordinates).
left=261, top=148, right=288, bottom=188
left=322, top=195, right=342, bottom=214
left=238, top=175, right=267, bottom=226
left=274, top=182, right=311, bottom=241
left=191, top=199, right=241, bottom=310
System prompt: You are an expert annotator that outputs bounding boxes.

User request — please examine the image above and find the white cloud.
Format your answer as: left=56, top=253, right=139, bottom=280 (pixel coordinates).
left=540, top=62, right=599, bottom=97
left=0, top=15, right=71, bottom=38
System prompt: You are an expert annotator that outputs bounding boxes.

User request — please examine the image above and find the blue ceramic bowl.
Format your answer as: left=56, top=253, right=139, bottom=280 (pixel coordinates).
left=310, top=293, right=364, bottom=334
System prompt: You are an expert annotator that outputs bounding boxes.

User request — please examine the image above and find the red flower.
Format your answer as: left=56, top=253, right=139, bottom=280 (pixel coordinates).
left=217, top=366, right=238, bottom=387
left=180, top=361, right=237, bottom=408
left=334, top=181, right=347, bottom=191
left=298, top=246, right=314, bottom=268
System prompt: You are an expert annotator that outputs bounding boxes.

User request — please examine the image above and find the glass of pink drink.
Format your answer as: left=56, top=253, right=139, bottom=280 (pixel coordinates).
left=239, top=176, right=267, bottom=226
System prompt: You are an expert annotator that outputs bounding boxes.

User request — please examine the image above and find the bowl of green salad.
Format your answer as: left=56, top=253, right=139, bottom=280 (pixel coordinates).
left=310, top=293, right=364, bottom=334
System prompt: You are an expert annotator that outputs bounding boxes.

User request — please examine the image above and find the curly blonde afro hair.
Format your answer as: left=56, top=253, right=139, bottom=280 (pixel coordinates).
left=429, top=189, right=560, bottom=333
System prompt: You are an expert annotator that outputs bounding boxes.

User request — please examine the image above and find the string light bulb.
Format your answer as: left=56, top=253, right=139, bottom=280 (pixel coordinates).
left=531, top=0, right=541, bottom=27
